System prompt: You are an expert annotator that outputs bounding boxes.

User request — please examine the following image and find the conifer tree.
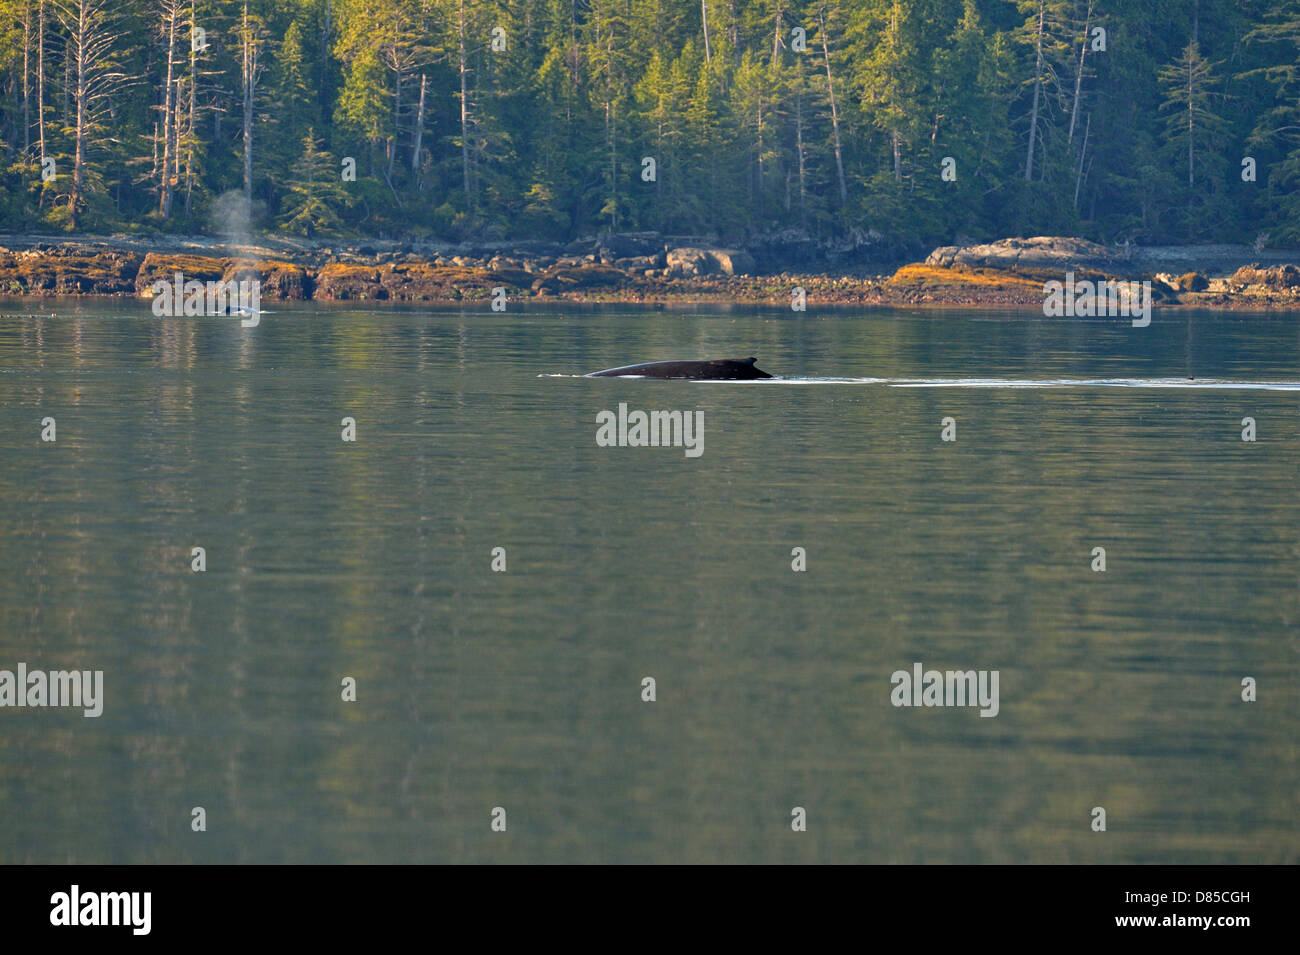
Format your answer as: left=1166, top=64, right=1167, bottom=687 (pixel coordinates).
left=281, top=127, right=350, bottom=234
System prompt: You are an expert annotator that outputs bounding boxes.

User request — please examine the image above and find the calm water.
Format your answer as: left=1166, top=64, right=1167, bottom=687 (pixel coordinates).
left=1, top=300, right=1296, bottom=864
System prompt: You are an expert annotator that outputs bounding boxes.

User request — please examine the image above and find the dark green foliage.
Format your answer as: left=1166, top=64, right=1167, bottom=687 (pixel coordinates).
left=0, top=0, right=1293, bottom=245
left=281, top=127, right=352, bottom=235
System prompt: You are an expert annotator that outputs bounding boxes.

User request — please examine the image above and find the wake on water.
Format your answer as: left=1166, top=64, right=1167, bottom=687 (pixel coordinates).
left=548, top=374, right=1300, bottom=391
left=770, top=377, right=1300, bottom=390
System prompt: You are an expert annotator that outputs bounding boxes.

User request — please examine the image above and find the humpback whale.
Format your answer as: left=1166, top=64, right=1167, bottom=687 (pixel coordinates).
left=586, top=357, right=773, bottom=380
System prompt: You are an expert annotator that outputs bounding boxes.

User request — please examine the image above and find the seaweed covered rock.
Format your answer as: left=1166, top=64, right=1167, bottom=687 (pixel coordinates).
left=0, top=248, right=139, bottom=295
left=1229, top=263, right=1300, bottom=290
left=531, top=264, right=628, bottom=295
left=135, top=254, right=228, bottom=295
left=312, top=263, right=385, bottom=300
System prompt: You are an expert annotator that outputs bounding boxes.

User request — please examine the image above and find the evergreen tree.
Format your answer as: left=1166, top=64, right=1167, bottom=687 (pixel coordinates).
left=1240, top=0, right=1300, bottom=240
left=281, top=127, right=350, bottom=234
left=0, top=0, right=1293, bottom=244
left=1158, top=40, right=1226, bottom=190
left=1157, top=39, right=1228, bottom=240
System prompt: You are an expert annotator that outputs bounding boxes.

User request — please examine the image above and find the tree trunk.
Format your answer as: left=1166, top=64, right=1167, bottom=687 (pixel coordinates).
left=160, top=4, right=178, bottom=216
left=889, top=2, right=902, bottom=182
left=321, top=0, right=332, bottom=67
left=655, top=111, right=663, bottom=208
left=817, top=7, right=847, bottom=204
left=21, top=3, right=31, bottom=155
left=411, top=72, right=426, bottom=181
left=1024, top=0, right=1045, bottom=181
left=756, top=98, right=764, bottom=217
left=701, top=0, right=711, bottom=66
left=1073, top=112, right=1089, bottom=206
left=387, top=71, right=401, bottom=181
left=458, top=0, right=472, bottom=211
left=184, top=0, right=198, bottom=217
left=794, top=79, right=806, bottom=224
left=1067, top=2, right=1093, bottom=144
left=606, top=97, right=617, bottom=230
left=1187, top=65, right=1194, bottom=188
left=772, top=2, right=784, bottom=68
left=63, top=20, right=71, bottom=126
left=70, top=2, right=87, bottom=229
left=37, top=0, right=46, bottom=173
left=242, top=3, right=256, bottom=202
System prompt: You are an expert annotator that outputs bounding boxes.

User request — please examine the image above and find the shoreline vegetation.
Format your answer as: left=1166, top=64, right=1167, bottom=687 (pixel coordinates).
left=1, top=233, right=1298, bottom=310
left=4, top=2, right=1300, bottom=321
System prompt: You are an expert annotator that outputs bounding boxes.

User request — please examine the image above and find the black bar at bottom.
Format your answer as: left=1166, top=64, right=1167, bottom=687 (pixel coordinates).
left=0, top=864, right=1285, bottom=941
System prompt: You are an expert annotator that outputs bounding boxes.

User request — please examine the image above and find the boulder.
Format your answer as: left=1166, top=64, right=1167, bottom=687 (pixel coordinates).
left=1229, top=263, right=1300, bottom=290
left=665, top=247, right=713, bottom=278
left=925, top=236, right=1127, bottom=273
left=530, top=264, right=628, bottom=295
left=708, top=249, right=756, bottom=276
left=614, top=255, right=657, bottom=271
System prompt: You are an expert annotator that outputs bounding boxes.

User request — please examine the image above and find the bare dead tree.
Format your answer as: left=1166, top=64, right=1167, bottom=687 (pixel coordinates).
left=457, top=0, right=473, bottom=211
left=1024, top=0, right=1046, bottom=180
left=38, top=0, right=47, bottom=174
left=239, top=2, right=266, bottom=202
left=21, top=0, right=33, bottom=154
left=817, top=3, right=847, bottom=204
left=54, top=0, right=135, bottom=229
left=1067, top=0, right=1096, bottom=145
left=701, top=0, right=711, bottom=67
left=156, top=0, right=185, bottom=217
left=411, top=72, right=427, bottom=181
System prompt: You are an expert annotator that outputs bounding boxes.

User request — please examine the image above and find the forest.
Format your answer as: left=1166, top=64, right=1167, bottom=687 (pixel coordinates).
left=0, top=0, right=1297, bottom=246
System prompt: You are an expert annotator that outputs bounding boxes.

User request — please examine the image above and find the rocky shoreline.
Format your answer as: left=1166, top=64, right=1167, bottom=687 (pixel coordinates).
left=1, top=233, right=1298, bottom=309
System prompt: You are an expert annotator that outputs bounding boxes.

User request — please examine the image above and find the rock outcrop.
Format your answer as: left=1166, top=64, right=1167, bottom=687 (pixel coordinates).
left=914, top=237, right=1300, bottom=305
left=2, top=232, right=1298, bottom=308
left=663, top=247, right=755, bottom=277
left=1174, top=271, right=1209, bottom=291
left=664, top=247, right=713, bottom=278
left=0, top=247, right=141, bottom=295
left=531, top=264, right=628, bottom=295
left=314, top=262, right=532, bottom=301
left=926, top=236, right=1130, bottom=273
left=1228, top=263, right=1300, bottom=290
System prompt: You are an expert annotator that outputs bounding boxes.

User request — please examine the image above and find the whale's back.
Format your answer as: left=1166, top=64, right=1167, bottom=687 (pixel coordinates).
left=586, top=358, right=772, bottom=380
